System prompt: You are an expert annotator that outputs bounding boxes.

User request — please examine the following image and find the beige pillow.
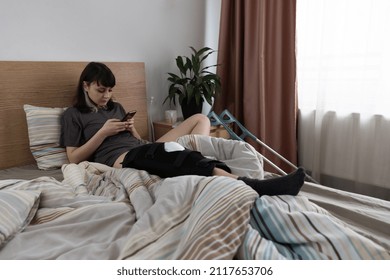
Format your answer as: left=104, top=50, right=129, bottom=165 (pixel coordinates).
left=24, top=104, right=69, bottom=170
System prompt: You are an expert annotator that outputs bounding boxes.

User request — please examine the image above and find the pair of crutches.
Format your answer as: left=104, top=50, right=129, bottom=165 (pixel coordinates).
left=208, top=109, right=318, bottom=183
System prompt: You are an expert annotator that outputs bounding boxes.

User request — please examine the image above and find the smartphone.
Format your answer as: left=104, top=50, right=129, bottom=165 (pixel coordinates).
left=121, top=110, right=137, bottom=121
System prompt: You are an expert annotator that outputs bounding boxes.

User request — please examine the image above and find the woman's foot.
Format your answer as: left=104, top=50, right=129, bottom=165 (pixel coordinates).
left=238, top=167, right=306, bottom=196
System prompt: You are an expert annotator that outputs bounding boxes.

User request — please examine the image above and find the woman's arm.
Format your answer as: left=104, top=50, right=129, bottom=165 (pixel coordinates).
left=66, top=119, right=128, bottom=164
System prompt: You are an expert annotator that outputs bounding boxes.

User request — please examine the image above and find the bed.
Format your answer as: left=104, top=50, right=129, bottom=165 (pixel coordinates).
left=0, top=61, right=389, bottom=260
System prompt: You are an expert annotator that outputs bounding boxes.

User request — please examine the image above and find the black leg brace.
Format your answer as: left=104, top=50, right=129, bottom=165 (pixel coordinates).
left=121, top=143, right=231, bottom=178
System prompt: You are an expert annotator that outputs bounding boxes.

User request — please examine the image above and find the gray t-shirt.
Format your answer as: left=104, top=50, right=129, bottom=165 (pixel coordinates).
left=60, top=102, right=145, bottom=167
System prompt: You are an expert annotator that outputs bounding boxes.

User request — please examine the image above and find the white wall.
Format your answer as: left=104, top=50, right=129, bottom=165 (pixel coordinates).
left=0, top=0, right=221, bottom=121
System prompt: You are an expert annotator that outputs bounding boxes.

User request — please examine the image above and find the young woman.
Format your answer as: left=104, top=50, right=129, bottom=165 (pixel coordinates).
left=60, top=62, right=305, bottom=197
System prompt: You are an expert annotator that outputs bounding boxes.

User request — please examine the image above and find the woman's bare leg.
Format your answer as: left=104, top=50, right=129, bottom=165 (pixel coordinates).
left=156, top=113, right=211, bottom=142
left=212, top=167, right=238, bottom=179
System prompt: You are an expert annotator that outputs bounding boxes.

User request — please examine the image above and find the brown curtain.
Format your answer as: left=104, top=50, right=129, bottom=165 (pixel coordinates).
left=214, top=0, right=297, bottom=173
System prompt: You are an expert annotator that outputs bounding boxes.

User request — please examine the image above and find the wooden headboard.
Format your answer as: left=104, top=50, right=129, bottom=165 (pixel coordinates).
left=0, top=61, right=148, bottom=170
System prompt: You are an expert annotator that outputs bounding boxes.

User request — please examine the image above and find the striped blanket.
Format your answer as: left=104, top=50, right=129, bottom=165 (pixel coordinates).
left=178, top=135, right=390, bottom=260
left=237, top=195, right=389, bottom=259
left=0, top=162, right=258, bottom=259
left=0, top=135, right=389, bottom=259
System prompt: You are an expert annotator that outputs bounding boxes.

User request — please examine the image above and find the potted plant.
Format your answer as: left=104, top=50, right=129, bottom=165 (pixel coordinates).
left=164, top=46, right=221, bottom=119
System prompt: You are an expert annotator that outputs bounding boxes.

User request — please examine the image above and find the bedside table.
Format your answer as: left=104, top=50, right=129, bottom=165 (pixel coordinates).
left=153, top=120, right=230, bottom=140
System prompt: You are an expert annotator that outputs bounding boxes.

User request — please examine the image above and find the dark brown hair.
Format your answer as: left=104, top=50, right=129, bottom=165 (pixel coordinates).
left=74, top=62, right=116, bottom=112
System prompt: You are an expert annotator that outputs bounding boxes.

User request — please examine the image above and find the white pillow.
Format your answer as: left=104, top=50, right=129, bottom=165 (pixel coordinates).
left=23, top=104, right=69, bottom=170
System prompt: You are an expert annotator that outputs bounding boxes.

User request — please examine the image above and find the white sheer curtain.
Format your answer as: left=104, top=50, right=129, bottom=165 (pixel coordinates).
left=297, top=0, right=390, bottom=199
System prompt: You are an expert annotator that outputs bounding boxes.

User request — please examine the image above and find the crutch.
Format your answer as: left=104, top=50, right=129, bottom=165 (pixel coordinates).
left=208, top=109, right=318, bottom=183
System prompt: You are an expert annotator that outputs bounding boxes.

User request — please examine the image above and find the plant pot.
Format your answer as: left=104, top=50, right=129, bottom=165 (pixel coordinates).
left=181, top=97, right=203, bottom=119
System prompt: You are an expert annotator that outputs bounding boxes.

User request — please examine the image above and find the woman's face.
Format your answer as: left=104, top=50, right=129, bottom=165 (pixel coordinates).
left=83, top=81, right=113, bottom=107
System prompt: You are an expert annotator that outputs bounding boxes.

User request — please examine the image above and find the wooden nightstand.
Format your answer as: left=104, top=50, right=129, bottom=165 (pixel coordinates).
left=153, top=120, right=230, bottom=140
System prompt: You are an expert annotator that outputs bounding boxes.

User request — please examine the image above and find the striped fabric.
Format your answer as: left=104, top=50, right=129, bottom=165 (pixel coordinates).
left=1, top=135, right=389, bottom=259
left=118, top=175, right=258, bottom=259
left=237, top=195, right=390, bottom=260
left=0, top=162, right=259, bottom=259
left=24, top=104, right=69, bottom=170
left=0, top=189, right=40, bottom=248
left=64, top=162, right=259, bottom=259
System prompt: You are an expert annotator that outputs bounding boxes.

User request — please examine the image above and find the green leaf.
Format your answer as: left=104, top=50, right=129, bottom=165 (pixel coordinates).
left=185, top=57, right=192, bottom=72
left=176, top=56, right=187, bottom=75
left=196, top=47, right=212, bottom=56
left=200, top=50, right=215, bottom=65
left=192, top=54, right=200, bottom=75
left=201, top=64, right=219, bottom=72
left=167, top=72, right=181, bottom=83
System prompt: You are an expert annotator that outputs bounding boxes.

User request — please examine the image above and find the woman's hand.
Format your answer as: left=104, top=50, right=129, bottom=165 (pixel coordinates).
left=123, top=118, right=135, bottom=131
left=123, top=118, right=142, bottom=139
left=99, top=119, right=128, bottom=137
